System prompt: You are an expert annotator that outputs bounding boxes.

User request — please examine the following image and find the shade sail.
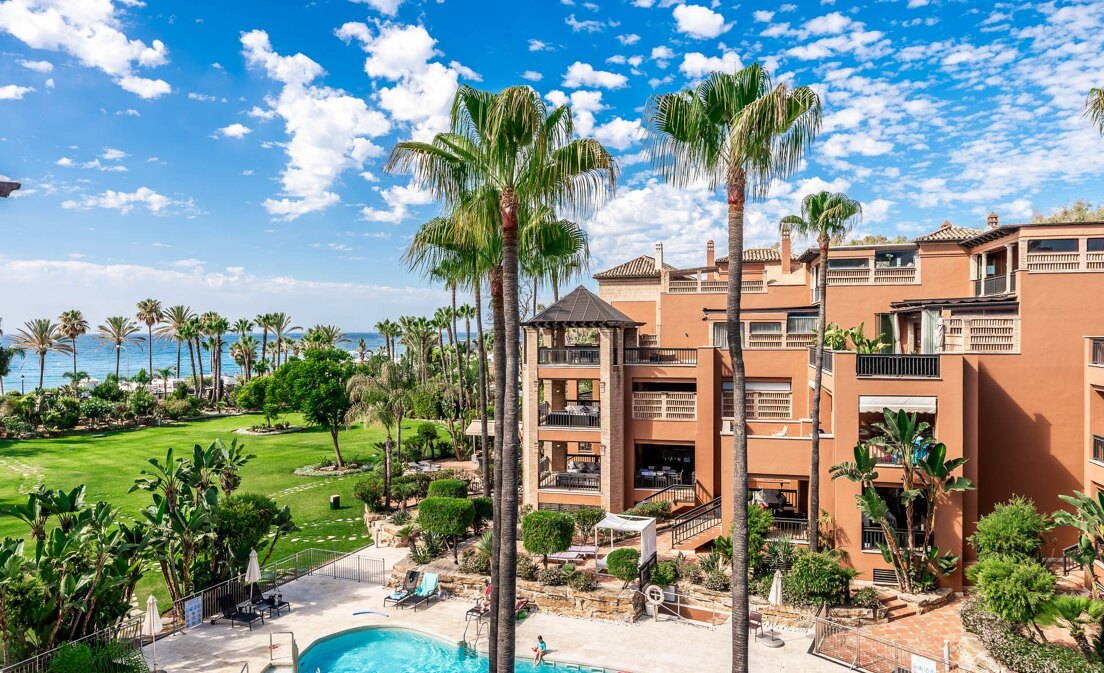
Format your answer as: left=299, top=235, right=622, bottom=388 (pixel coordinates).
left=858, top=395, right=937, bottom=414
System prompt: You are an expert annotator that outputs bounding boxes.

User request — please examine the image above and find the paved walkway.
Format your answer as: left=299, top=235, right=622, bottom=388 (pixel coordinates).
left=147, top=544, right=844, bottom=673
left=859, top=596, right=963, bottom=662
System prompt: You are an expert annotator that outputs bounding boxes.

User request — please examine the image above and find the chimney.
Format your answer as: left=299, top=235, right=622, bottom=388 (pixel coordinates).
left=987, top=212, right=999, bottom=229
left=706, top=240, right=715, bottom=268
left=940, top=220, right=952, bottom=229
left=780, top=224, right=792, bottom=272
left=654, top=242, right=664, bottom=271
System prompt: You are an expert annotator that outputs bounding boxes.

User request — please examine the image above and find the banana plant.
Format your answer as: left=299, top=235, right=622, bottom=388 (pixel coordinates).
left=0, top=538, right=26, bottom=667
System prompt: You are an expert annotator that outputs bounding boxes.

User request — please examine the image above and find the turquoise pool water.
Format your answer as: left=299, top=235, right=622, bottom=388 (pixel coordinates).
left=299, top=628, right=545, bottom=673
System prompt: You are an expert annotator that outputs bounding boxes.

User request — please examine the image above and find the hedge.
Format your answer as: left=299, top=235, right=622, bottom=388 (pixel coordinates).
left=471, top=497, right=493, bottom=531
left=606, top=547, right=640, bottom=588
left=417, top=497, right=475, bottom=563
left=427, top=478, right=469, bottom=499
left=521, top=510, right=574, bottom=565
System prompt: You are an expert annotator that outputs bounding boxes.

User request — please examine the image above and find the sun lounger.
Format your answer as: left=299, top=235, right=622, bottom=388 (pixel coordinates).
left=384, top=570, right=421, bottom=607
left=214, top=594, right=264, bottom=630
left=568, top=544, right=598, bottom=556
left=407, top=573, right=440, bottom=611
left=250, top=584, right=290, bottom=617
left=466, top=585, right=493, bottom=621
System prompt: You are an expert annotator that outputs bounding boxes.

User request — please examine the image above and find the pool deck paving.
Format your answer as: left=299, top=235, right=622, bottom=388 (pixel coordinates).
left=148, top=545, right=845, bottom=673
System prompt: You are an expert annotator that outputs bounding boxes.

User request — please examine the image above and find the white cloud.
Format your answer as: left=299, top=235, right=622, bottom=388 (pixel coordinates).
left=679, top=51, right=741, bottom=78
left=242, top=29, right=390, bottom=220
left=752, top=10, right=774, bottom=22
left=217, top=123, right=252, bottom=138
left=101, top=147, right=127, bottom=160
left=528, top=39, right=553, bottom=52
left=0, top=84, right=33, bottom=100
left=18, top=59, right=52, bottom=72
left=117, top=108, right=139, bottom=116
left=188, top=92, right=223, bottom=102
left=672, top=5, right=730, bottom=39
left=562, top=61, right=627, bottom=89
left=863, top=198, right=894, bottom=223
left=592, top=117, right=642, bottom=150
left=449, top=60, right=482, bottom=82
left=61, top=186, right=185, bottom=214
left=565, top=13, right=604, bottom=32
left=521, top=70, right=543, bottom=81
left=545, top=89, right=605, bottom=135
left=361, top=182, right=433, bottom=223
left=0, top=0, right=171, bottom=98
left=349, top=0, right=404, bottom=16
left=820, top=133, right=893, bottom=158
left=617, top=33, right=640, bottom=45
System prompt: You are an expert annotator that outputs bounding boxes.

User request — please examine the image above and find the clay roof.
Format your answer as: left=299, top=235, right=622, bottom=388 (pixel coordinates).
left=914, top=221, right=984, bottom=243
left=592, top=255, right=671, bottom=280
left=524, top=286, right=642, bottom=328
left=716, top=248, right=795, bottom=264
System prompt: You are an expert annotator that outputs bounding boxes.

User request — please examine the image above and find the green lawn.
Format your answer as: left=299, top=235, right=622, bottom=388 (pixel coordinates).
left=0, top=414, right=425, bottom=605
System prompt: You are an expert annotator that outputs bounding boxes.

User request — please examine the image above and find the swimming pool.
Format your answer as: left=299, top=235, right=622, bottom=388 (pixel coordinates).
left=298, top=627, right=545, bottom=673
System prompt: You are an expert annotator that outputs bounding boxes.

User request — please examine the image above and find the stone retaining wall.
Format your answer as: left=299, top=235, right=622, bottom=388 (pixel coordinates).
left=959, top=630, right=1006, bottom=673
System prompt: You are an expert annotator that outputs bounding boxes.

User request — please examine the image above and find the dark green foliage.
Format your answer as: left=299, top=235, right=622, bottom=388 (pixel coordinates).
left=353, top=476, right=386, bottom=512
left=850, top=586, right=881, bottom=610
left=471, top=497, right=493, bottom=532
left=521, top=511, right=575, bottom=564
left=41, top=408, right=79, bottom=431
left=967, top=556, right=1055, bottom=623
left=128, top=388, right=157, bottom=418
left=235, top=377, right=269, bottom=411
left=568, top=507, right=605, bottom=541
left=537, top=565, right=567, bottom=585
left=410, top=388, right=442, bottom=419
left=269, top=349, right=354, bottom=464
left=215, top=493, right=293, bottom=573
left=782, top=550, right=857, bottom=607
left=90, top=381, right=124, bottom=402
left=79, top=397, right=114, bottom=422
left=962, top=597, right=1104, bottom=673
left=703, top=570, right=730, bottom=592
left=747, top=503, right=774, bottom=571
left=426, top=479, right=468, bottom=499
left=606, top=547, right=640, bottom=587
left=624, top=500, right=673, bottom=520
left=418, top=497, right=475, bottom=562
left=651, top=560, right=678, bottom=587
left=970, top=497, right=1049, bottom=561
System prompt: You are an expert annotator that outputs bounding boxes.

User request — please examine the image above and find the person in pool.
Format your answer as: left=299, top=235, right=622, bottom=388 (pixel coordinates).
left=532, top=635, right=547, bottom=665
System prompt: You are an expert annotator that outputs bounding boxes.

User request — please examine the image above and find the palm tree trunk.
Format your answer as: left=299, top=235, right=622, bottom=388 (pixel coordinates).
left=809, top=241, right=829, bottom=553
left=488, top=267, right=505, bottom=673
left=496, top=190, right=521, bottom=673
left=452, top=285, right=464, bottom=414
left=115, top=346, right=121, bottom=379
left=37, top=352, right=45, bottom=390
left=147, top=326, right=154, bottom=377
left=195, top=337, right=205, bottom=399
left=260, top=329, right=268, bottom=373
left=187, top=341, right=198, bottom=395
left=475, top=284, right=490, bottom=498
left=176, top=341, right=181, bottom=378
left=726, top=169, right=750, bottom=673
left=72, top=340, right=78, bottom=379
left=384, top=428, right=393, bottom=509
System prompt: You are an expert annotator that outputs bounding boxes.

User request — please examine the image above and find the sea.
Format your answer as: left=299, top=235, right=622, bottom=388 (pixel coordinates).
left=0, top=332, right=400, bottom=392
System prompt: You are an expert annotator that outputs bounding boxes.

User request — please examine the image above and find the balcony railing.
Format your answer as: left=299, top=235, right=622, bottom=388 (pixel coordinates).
left=809, top=347, right=833, bottom=374
left=635, top=470, right=692, bottom=489
left=638, top=333, right=658, bottom=347
left=943, top=316, right=1020, bottom=353
left=826, top=266, right=917, bottom=285
left=1095, top=435, right=1104, bottom=463
left=974, top=274, right=1015, bottom=296
left=1026, top=251, right=1080, bottom=272
left=769, top=517, right=810, bottom=543
left=667, top=278, right=767, bottom=293
left=539, top=471, right=601, bottom=491
left=724, top=391, right=793, bottom=420
left=856, top=354, right=940, bottom=378
left=539, top=409, right=601, bottom=429
left=631, top=391, right=696, bottom=420
left=1093, top=338, right=1104, bottom=365
left=625, top=347, right=697, bottom=366
left=861, top=525, right=927, bottom=551
left=641, top=483, right=696, bottom=505
left=538, top=346, right=600, bottom=366
left=750, top=488, right=799, bottom=510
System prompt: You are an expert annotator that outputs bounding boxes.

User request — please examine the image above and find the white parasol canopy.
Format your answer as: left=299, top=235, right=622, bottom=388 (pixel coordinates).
left=768, top=570, right=783, bottom=606
left=141, top=594, right=163, bottom=673
left=245, top=549, right=261, bottom=584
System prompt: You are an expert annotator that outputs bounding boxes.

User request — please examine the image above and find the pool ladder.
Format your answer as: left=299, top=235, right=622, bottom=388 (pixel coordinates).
left=269, top=631, right=300, bottom=672
left=461, top=617, right=488, bottom=652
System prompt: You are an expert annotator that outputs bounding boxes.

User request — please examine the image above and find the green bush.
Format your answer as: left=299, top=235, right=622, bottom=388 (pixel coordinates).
left=651, top=560, right=678, bottom=587
left=782, top=550, right=856, bottom=607
left=747, top=503, right=775, bottom=571
left=568, top=568, right=597, bottom=592
left=410, top=531, right=445, bottom=564
left=703, top=570, right=730, bottom=592
left=235, top=377, right=269, bottom=411
left=970, top=497, right=1049, bottom=561
left=161, top=397, right=193, bottom=420
left=48, top=642, right=94, bottom=673
left=80, top=397, right=115, bottom=423
left=569, top=507, right=606, bottom=541
left=471, top=496, right=493, bottom=532
left=606, top=548, right=640, bottom=588
left=388, top=510, right=412, bottom=526
left=851, top=586, right=881, bottom=610
left=459, top=548, right=490, bottom=575
left=90, top=381, right=124, bottom=402
left=128, top=388, right=157, bottom=418
left=41, top=409, right=79, bottom=431
left=517, top=553, right=538, bottom=581
left=353, top=476, right=385, bottom=512
left=522, top=510, right=575, bottom=564
left=537, top=565, right=567, bottom=586
left=215, top=493, right=285, bottom=571
left=411, top=387, right=442, bottom=419
left=624, top=500, right=673, bottom=520
left=418, top=497, right=475, bottom=562
left=961, top=597, right=1104, bottom=673
left=48, top=640, right=145, bottom=673
left=427, top=478, right=468, bottom=499
left=967, top=556, right=1055, bottom=623
left=750, top=573, right=772, bottom=598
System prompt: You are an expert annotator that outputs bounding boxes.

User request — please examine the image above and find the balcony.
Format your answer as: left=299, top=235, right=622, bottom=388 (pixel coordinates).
left=769, top=517, right=810, bottom=543
left=724, top=390, right=793, bottom=420
left=862, top=525, right=927, bottom=551
left=809, top=347, right=834, bottom=374
left=539, top=402, right=601, bottom=429
left=855, top=354, right=939, bottom=378
left=1026, top=251, right=1080, bottom=272
left=539, top=470, right=601, bottom=491
left=667, top=278, right=766, bottom=294
left=634, top=469, right=692, bottom=490
left=1095, top=435, right=1104, bottom=464
left=625, top=347, right=697, bottom=366
left=943, top=316, right=1020, bottom=353
left=973, top=274, right=1015, bottom=296
left=631, top=391, right=696, bottom=420
left=1093, top=338, right=1104, bottom=365
left=825, top=266, right=917, bottom=286
left=538, top=346, right=600, bottom=366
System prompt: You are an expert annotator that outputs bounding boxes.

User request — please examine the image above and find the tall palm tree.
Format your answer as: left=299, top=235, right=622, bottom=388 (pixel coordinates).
left=346, top=358, right=416, bottom=508
left=255, top=313, right=273, bottom=372
left=57, top=310, right=89, bottom=379
left=647, top=63, right=820, bottom=673
left=269, top=313, right=300, bottom=368
left=177, top=319, right=200, bottom=397
left=136, top=299, right=163, bottom=378
left=388, top=85, right=616, bottom=673
left=1088, top=87, right=1104, bottom=135
left=96, top=316, right=144, bottom=380
left=232, top=319, right=255, bottom=381
left=303, top=325, right=348, bottom=350
left=156, top=306, right=194, bottom=378
left=781, top=191, right=862, bottom=551
left=201, top=313, right=230, bottom=401
left=13, top=319, right=73, bottom=389
left=230, top=335, right=260, bottom=381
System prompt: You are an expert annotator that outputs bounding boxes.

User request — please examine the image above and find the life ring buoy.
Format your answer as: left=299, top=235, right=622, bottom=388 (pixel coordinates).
left=643, top=584, right=665, bottom=606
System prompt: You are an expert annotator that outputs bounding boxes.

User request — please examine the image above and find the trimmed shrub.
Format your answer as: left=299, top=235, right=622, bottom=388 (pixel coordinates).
left=703, top=570, right=730, bottom=592
left=517, top=553, right=538, bottom=581
left=235, top=377, right=269, bottom=411
left=782, top=550, right=856, bottom=607
left=353, top=476, right=385, bottom=513
left=522, top=510, right=575, bottom=565
left=967, top=556, right=1055, bottom=623
left=969, top=497, right=1049, bottom=561
left=128, top=389, right=157, bottom=418
left=471, top=496, right=493, bottom=532
left=851, top=586, right=881, bottom=610
left=606, top=548, right=640, bottom=588
left=569, top=507, right=606, bottom=541
left=427, top=479, right=468, bottom=499
left=459, top=548, right=490, bottom=575
left=624, top=500, right=673, bottom=521
left=537, top=566, right=566, bottom=586
left=650, top=560, right=678, bottom=587
left=418, top=497, right=475, bottom=562
left=568, top=569, right=597, bottom=592
left=161, top=397, right=193, bottom=420
left=80, top=397, right=115, bottom=424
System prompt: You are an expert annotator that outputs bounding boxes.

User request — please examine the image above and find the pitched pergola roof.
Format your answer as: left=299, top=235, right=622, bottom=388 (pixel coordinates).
left=524, top=286, right=642, bottom=328
left=889, top=295, right=1018, bottom=311
left=593, top=255, right=671, bottom=279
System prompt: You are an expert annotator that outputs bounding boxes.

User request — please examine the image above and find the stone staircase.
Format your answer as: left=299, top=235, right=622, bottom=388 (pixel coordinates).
left=672, top=527, right=722, bottom=552
left=879, top=594, right=913, bottom=622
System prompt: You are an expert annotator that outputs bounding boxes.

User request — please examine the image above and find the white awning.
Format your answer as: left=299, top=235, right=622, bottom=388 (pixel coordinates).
left=464, top=420, right=494, bottom=438
left=858, top=395, right=937, bottom=414
left=747, top=380, right=791, bottom=392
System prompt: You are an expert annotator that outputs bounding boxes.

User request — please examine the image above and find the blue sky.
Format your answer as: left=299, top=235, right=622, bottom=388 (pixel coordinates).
left=1, top=0, right=1103, bottom=329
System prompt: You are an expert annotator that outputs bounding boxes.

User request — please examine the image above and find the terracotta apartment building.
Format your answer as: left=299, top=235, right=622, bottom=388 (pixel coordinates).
left=520, top=215, right=1104, bottom=588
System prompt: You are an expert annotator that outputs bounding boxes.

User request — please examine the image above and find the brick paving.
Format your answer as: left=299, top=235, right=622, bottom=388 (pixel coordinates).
left=859, top=595, right=963, bottom=662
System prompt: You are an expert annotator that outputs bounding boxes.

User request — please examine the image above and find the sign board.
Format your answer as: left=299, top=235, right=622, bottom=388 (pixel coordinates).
left=184, top=597, right=203, bottom=629
left=911, top=654, right=937, bottom=673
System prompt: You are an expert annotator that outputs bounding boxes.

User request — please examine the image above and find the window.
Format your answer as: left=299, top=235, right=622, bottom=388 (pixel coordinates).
left=828, top=258, right=870, bottom=269
left=787, top=314, right=817, bottom=334
left=876, top=314, right=895, bottom=351
left=875, top=250, right=916, bottom=268
left=712, top=322, right=737, bottom=348
left=1088, top=238, right=1104, bottom=252
left=748, top=322, right=782, bottom=334
left=1027, top=238, right=1078, bottom=253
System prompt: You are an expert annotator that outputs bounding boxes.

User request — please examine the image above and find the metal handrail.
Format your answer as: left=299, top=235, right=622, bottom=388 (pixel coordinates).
left=624, top=347, right=697, bottom=365
left=642, top=483, right=695, bottom=504
left=1094, top=338, right=1104, bottom=365
left=537, top=346, right=600, bottom=366
left=856, top=354, right=939, bottom=378
left=671, top=497, right=722, bottom=546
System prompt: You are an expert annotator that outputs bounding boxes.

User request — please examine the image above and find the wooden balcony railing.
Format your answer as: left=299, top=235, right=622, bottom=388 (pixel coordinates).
left=825, top=266, right=917, bottom=285
left=1092, top=338, right=1104, bottom=365
left=1026, top=251, right=1080, bottom=271
left=625, top=347, right=697, bottom=365
left=538, top=347, right=600, bottom=366
left=1089, top=252, right=1104, bottom=270
left=632, top=391, right=696, bottom=420
left=856, top=354, right=940, bottom=378
left=638, top=333, right=658, bottom=347
left=943, top=316, right=1020, bottom=353
left=539, top=471, right=601, bottom=491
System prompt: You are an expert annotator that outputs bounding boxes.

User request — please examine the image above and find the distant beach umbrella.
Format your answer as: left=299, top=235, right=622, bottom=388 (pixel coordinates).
left=141, top=594, right=164, bottom=673
left=245, top=548, right=262, bottom=585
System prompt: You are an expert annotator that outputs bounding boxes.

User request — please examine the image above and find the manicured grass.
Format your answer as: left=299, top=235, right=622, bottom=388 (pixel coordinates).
left=0, top=414, right=430, bottom=606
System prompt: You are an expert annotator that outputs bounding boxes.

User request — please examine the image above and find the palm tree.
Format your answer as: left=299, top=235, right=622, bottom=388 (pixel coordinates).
left=269, top=313, right=300, bottom=368
left=346, top=358, right=416, bottom=508
left=0, top=342, right=24, bottom=395
left=57, top=310, right=89, bottom=379
left=230, top=335, right=260, bottom=381
left=781, top=191, right=862, bottom=552
left=1088, top=87, right=1104, bottom=135
left=155, top=367, right=175, bottom=395
left=136, top=299, right=163, bottom=378
left=61, top=370, right=89, bottom=396
left=232, top=319, right=255, bottom=381
left=303, top=325, right=348, bottom=350
left=156, top=306, right=194, bottom=378
left=255, top=313, right=274, bottom=372
left=96, top=316, right=144, bottom=380
left=646, top=63, right=820, bottom=673
left=388, top=85, right=616, bottom=673
left=177, top=319, right=200, bottom=396
left=201, top=313, right=230, bottom=401
left=356, top=338, right=369, bottom=363
left=13, top=319, right=72, bottom=389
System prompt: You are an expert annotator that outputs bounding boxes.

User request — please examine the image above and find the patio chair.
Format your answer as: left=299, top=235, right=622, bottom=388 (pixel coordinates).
left=250, top=584, right=291, bottom=617
left=384, top=570, right=421, bottom=607
left=407, top=573, right=440, bottom=611
left=466, top=584, right=493, bottom=621
left=214, top=594, right=264, bottom=630
left=749, top=611, right=763, bottom=641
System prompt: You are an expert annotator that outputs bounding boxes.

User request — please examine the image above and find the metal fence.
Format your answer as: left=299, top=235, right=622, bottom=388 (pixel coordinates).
left=0, top=617, right=146, bottom=673
left=856, top=354, right=940, bottom=378
left=813, top=618, right=968, bottom=673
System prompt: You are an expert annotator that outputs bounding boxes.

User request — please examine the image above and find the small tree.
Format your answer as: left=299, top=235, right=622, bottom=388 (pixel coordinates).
left=521, top=511, right=575, bottom=566
left=970, top=497, right=1049, bottom=561
left=606, top=548, right=640, bottom=588
left=270, top=349, right=354, bottom=468
left=967, top=555, right=1054, bottom=626
left=427, top=479, right=469, bottom=499
left=747, top=503, right=774, bottom=574
left=1053, top=490, right=1104, bottom=597
left=569, top=507, right=606, bottom=542
left=418, top=497, right=474, bottom=563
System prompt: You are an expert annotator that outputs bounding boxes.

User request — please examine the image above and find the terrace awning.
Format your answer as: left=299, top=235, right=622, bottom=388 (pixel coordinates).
left=463, top=420, right=494, bottom=438
left=859, top=395, right=937, bottom=414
